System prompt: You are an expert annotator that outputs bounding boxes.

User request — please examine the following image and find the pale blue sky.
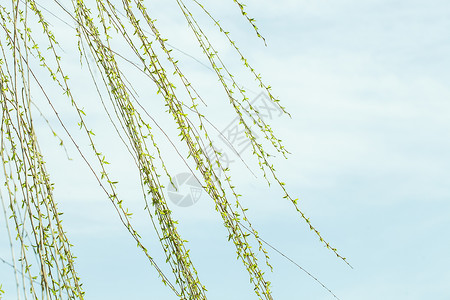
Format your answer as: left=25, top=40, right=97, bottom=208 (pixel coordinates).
left=1, top=1, right=450, bottom=299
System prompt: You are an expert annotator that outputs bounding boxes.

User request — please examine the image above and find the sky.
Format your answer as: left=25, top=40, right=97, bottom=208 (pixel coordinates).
left=1, top=0, right=450, bottom=299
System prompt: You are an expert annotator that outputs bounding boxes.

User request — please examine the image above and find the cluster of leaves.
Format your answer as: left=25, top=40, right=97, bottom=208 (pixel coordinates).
left=0, top=0, right=347, bottom=299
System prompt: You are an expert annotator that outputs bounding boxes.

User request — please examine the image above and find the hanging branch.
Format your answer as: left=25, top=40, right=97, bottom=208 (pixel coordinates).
left=0, top=1, right=348, bottom=299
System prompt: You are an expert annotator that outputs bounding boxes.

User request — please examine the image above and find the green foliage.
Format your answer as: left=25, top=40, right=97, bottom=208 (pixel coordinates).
left=0, top=1, right=347, bottom=299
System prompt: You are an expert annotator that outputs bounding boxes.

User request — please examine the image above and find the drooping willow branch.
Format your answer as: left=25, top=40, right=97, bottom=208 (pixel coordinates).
left=0, top=1, right=348, bottom=299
